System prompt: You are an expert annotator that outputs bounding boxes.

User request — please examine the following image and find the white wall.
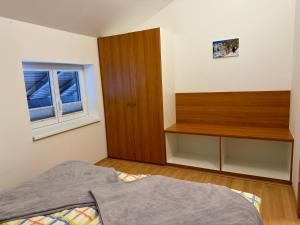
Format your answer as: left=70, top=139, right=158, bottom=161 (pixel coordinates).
left=0, top=17, right=107, bottom=191
left=160, top=29, right=176, bottom=129
left=290, top=0, right=300, bottom=199
left=134, top=0, right=295, bottom=92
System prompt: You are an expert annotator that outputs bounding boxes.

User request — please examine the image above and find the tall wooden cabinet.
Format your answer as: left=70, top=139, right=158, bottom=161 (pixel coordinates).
left=98, top=28, right=175, bottom=165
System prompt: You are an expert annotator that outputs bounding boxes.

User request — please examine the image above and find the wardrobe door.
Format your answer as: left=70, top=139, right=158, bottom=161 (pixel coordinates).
left=99, top=34, right=136, bottom=160
left=131, top=29, right=166, bottom=164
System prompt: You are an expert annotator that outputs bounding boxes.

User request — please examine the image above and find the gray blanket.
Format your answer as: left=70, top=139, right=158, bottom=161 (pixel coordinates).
left=0, top=161, right=262, bottom=225
left=91, top=176, right=262, bottom=225
left=0, top=161, right=119, bottom=222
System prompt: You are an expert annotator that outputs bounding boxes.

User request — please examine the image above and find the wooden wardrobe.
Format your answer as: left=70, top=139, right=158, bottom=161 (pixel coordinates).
left=98, top=28, right=173, bottom=165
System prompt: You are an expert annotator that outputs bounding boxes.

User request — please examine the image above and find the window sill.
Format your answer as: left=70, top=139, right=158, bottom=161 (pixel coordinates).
left=32, top=116, right=101, bottom=141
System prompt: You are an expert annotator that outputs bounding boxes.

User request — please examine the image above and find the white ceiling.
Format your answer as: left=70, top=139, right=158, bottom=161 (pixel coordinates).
left=0, top=0, right=173, bottom=37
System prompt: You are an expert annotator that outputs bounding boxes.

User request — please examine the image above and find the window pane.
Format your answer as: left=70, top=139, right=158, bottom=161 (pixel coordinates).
left=24, top=71, right=55, bottom=122
left=57, top=71, right=83, bottom=115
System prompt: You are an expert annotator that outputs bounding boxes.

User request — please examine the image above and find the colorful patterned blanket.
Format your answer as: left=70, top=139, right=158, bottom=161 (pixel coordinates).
left=2, top=172, right=261, bottom=225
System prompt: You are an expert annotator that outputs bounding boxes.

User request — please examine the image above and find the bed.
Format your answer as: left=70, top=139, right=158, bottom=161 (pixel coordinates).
left=0, top=161, right=262, bottom=225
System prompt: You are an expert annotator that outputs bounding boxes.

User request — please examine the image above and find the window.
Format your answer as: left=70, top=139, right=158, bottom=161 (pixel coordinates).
left=24, top=70, right=56, bottom=122
left=23, top=63, right=87, bottom=129
left=57, top=71, right=83, bottom=115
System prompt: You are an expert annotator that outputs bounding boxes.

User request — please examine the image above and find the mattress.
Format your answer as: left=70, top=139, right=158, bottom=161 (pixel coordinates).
left=2, top=172, right=261, bottom=225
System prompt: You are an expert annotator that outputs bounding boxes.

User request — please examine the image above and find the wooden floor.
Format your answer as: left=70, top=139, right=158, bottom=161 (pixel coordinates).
left=97, top=158, right=300, bottom=225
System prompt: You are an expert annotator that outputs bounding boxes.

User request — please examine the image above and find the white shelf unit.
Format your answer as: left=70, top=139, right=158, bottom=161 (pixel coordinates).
left=166, top=133, right=220, bottom=171
left=165, top=133, right=293, bottom=182
left=221, top=137, right=292, bottom=181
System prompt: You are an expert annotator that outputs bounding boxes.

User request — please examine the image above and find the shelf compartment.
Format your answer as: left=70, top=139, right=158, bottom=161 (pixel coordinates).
left=222, top=138, right=292, bottom=181
left=166, top=133, right=220, bottom=171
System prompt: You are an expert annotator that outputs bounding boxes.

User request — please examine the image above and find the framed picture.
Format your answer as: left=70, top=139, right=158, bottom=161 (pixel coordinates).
left=213, top=38, right=239, bottom=59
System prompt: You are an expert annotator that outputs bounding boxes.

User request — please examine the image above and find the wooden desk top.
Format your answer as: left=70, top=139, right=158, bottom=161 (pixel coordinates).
left=165, top=123, right=294, bottom=142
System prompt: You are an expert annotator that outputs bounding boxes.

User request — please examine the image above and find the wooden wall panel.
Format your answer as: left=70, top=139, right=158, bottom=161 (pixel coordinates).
left=176, top=91, right=291, bottom=128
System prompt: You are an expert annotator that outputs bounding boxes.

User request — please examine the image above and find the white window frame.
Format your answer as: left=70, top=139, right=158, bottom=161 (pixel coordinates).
left=23, top=64, right=59, bottom=129
left=23, top=63, right=88, bottom=129
left=53, top=65, right=88, bottom=123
